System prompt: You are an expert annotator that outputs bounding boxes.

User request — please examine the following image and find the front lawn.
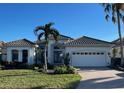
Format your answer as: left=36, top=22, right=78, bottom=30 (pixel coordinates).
left=0, top=70, right=81, bottom=89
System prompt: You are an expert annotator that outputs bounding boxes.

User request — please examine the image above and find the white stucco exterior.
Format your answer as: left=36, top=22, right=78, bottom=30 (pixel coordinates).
left=65, top=47, right=112, bottom=67
left=6, top=47, right=35, bottom=64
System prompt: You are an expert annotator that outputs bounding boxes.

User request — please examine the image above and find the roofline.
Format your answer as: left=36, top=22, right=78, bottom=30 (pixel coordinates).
left=64, top=44, right=114, bottom=47
left=5, top=38, right=35, bottom=47
left=64, top=36, right=113, bottom=46
left=6, top=38, right=35, bottom=44
left=82, top=36, right=112, bottom=44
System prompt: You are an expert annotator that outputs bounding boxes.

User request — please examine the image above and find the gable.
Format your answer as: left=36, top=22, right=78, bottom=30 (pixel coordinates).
left=64, top=36, right=113, bottom=47
left=6, top=39, right=35, bottom=47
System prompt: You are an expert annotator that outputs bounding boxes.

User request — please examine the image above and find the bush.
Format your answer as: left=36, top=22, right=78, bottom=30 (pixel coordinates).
left=0, top=64, right=5, bottom=70
left=67, top=66, right=76, bottom=74
left=54, top=65, right=67, bottom=74
left=111, top=58, right=121, bottom=68
left=54, top=65, right=76, bottom=74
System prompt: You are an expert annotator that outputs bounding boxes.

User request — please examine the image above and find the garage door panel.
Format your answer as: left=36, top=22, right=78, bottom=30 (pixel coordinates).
left=71, top=51, right=107, bottom=67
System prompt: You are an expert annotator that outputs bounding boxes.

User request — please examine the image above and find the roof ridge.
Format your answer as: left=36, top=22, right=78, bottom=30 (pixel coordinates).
left=82, top=36, right=112, bottom=44
left=6, top=38, right=35, bottom=47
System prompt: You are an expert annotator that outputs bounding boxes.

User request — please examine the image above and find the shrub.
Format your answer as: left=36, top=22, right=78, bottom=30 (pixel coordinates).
left=0, top=64, right=5, bottom=70
left=67, top=66, right=76, bottom=74
left=111, top=58, right=121, bottom=68
left=54, top=65, right=76, bottom=74
left=54, top=65, right=67, bottom=74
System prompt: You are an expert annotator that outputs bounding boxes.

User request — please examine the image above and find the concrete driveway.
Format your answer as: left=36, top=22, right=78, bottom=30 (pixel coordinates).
left=76, top=67, right=124, bottom=89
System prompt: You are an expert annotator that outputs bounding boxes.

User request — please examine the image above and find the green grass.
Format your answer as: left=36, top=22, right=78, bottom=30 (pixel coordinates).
left=0, top=70, right=81, bottom=89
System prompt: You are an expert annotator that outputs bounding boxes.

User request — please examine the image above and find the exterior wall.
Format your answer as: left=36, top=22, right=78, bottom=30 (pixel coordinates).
left=6, top=46, right=35, bottom=64
left=65, top=47, right=112, bottom=66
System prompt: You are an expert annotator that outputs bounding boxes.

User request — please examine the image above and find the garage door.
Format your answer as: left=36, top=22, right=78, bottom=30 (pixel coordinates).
left=71, top=51, right=107, bottom=67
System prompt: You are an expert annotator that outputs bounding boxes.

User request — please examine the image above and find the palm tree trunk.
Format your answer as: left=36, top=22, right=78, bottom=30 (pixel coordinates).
left=44, top=44, right=48, bottom=72
left=117, top=9, right=124, bottom=66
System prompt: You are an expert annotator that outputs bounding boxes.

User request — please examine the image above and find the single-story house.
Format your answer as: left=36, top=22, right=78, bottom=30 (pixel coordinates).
left=1, top=35, right=113, bottom=67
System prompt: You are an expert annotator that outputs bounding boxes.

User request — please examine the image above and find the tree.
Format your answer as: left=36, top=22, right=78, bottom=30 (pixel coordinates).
left=34, top=22, right=60, bottom=72
left=101, top=3, right=124, bottom=66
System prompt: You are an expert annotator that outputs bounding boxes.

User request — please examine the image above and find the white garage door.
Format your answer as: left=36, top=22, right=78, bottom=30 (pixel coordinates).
left=71, top=51, right=107, bottom=67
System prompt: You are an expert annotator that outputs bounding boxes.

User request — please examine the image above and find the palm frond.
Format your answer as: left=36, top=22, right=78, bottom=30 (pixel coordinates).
left=38, top=32, right=44, bottom=40
left=34, top=26, right=45, bottom=35
left=50, top=28, right=60, bottom=41
left=105, top=14, right=109, bottom=21
left=112, top=16, right=116, bottom=24
left=104, top=4, right=111, bottom=13
left=122, top=16, right=124, bottom=24
left=45, top=22, right=54, bottom=29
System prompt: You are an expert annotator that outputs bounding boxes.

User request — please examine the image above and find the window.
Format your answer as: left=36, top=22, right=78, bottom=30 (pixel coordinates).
left=54, top=51, right=62, bottom=63
left=12, top=50, right=18, bottom=62
left=101, top=53, right=104, bottom=55
left=54, top=46, right=60, bottom=49
left=77, top=52, right=80, bottom=55
left=73, top=52, right=75, bottom=55
left=89, top=52, right=92, bottom=55
left=85, top=52, right=88, bottom=55
left=22, top=50, right=28, bottom=63
left=93, top=52, right=96, bottom=55
left=108, top=52, right=110, bottom=55
left=81, top=52, right=84, bottom=55
left=97, top=52, right=100, bottom=55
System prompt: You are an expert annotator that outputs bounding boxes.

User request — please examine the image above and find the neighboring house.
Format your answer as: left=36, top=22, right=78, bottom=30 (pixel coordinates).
left=1, top=35, right=113, bottom=67
left=0, top=41, right=4, bottom=61
left=111, top=38, right=124, bottom=58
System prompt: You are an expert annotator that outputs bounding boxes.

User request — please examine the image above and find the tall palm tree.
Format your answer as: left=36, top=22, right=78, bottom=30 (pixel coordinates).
left=101, top=3, right=124, bottom=66
left=34, top=22, right=60, bottom=72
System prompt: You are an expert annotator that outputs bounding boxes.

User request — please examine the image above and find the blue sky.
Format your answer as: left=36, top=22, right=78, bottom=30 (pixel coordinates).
left=0, top=3, right=123, bottom=42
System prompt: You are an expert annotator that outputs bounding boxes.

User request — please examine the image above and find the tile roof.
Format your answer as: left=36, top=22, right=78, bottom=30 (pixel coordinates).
left=112, top=38, right=124, bottom=45
left=6, top=39, right=35, bottom=47
left=64, top=36, right=112, bottom=47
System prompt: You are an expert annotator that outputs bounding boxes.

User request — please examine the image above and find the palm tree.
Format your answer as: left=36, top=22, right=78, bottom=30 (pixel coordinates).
left=34, top=22, right=60, bottom=72
left=101, top=3, right=124, bottom=66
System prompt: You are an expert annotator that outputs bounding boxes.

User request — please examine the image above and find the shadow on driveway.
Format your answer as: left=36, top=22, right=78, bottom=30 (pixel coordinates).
left=77, top=77, right=124, bottom=89
left=77, top=67, right=124, bottom=89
